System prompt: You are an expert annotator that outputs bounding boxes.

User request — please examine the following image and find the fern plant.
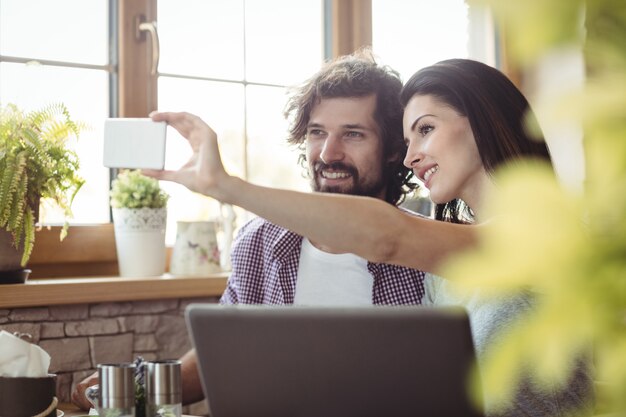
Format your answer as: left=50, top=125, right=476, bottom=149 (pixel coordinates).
left=0, top=103, right=85, bottom=266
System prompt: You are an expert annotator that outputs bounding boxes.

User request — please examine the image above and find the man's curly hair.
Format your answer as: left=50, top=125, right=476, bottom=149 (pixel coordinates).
left=284, top=48, right=416, bottom=205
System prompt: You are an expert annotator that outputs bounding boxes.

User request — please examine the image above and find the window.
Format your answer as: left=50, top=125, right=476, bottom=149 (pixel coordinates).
left=156, top=0, right=323, bottom=242
left=0, top=0, right=112, bottom=224
left=373, top=0, right=466, bottom=81
left=372, top=0, right=495, bottom=84
left=1, top=0, right=323, bottom=245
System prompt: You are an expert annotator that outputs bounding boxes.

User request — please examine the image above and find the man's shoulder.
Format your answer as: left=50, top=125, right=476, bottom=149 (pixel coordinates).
left=234, top=216, right=300, bottom=251
left=239, top=216, right=292, bottom=237
left=374, top=260, right=425, bottom=277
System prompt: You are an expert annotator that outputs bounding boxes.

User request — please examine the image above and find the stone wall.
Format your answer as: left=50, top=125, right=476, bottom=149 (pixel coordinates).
left=0, top=296, right=220, bottom=415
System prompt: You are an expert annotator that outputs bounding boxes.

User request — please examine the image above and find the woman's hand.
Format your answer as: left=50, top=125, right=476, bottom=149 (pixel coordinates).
left=143, top=111, right=233, bottom=201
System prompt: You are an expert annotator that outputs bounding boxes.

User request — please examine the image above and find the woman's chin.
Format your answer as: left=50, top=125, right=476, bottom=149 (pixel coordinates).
left=429, top=191, right=454, bottom=206
left=428, top=191, right=444, bottom=205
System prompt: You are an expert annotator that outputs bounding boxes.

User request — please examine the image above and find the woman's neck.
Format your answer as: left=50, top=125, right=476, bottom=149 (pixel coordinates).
left=460, top=171, right=493, bottom=223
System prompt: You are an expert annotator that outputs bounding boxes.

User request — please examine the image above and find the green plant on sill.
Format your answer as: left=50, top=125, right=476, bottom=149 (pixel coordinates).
left=110, top=169, right=169, bottom=209
left=0, top=103, right=85, bottom=266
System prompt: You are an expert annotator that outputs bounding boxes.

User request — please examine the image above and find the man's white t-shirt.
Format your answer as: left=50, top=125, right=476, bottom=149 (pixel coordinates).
left=293, top=238, right=373, bottom=306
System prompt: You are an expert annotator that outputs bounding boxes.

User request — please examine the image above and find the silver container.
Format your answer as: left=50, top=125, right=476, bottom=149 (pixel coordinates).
left=145, top=360, right=182, bottom=417
left=98, top=362, right=136, bottom=416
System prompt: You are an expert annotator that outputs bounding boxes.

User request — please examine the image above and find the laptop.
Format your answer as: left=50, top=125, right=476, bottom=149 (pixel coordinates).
left=185, top=304, right=484, bottom=417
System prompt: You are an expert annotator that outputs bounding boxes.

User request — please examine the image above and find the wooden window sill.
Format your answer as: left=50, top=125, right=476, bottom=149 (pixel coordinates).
left=0, top=272, right=229, bottom=309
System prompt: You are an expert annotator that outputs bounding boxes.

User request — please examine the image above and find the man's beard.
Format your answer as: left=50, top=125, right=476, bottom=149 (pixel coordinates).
left=309, top=161, right=387, bottom=199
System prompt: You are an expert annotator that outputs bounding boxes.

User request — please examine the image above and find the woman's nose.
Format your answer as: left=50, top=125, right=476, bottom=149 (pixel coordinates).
left=320, top=135, right=344, bottom=164
left=403, top=140, right=422, bottom=169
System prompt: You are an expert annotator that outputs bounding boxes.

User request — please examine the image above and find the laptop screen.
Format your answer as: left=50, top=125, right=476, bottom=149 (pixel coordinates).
left=186, top=304, right=484, bottom=417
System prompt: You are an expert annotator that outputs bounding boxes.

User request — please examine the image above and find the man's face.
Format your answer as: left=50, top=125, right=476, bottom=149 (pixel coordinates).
left=305, top=95, right=388, bottom=200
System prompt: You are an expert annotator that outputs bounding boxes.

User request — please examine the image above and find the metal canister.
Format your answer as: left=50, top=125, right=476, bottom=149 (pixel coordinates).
left=145, top=360, right=182, bottom=417
left=98, top=363, right=136, bottom=416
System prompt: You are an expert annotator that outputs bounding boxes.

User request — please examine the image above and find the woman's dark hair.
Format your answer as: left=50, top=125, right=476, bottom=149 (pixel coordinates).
left=400, top=58, right=552, bottom=223
left=284, top=48, right=416, bottom=205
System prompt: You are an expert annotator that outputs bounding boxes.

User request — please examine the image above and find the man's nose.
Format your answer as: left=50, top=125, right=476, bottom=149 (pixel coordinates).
left=320, top=135, right=344, bottom=164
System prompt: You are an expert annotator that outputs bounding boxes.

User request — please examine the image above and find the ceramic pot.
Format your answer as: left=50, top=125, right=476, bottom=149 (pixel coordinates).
left=0, top=230, right=31, bottom=284
left=170, top=221, right=222, bottom=275
left=112, top=207, right=167, bottom=277
left=0, top=375, right=57, bottom=417
left=0, top=197, right=39, bottom=282
left=0, top=229, right=22, bottom=271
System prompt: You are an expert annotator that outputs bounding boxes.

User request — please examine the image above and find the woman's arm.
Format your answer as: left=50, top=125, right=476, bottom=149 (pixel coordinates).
left=229, top=178, right=476, bottom=272
left=144, top=112, right=477, bottom=273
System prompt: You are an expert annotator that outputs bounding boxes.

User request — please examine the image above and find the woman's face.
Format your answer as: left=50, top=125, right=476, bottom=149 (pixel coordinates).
left=402, top=94, right=488, bottom=208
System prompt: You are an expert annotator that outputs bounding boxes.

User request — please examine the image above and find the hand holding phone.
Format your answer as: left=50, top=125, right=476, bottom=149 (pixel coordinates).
left=103, top=118, right=167, bottom=169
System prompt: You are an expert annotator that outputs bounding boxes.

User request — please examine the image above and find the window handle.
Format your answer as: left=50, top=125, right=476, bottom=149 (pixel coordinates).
left=135, top=15, right=160, bottom=75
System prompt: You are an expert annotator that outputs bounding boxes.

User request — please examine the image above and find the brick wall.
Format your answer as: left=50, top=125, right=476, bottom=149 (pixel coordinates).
left=0, top=296, right=220, bottom=415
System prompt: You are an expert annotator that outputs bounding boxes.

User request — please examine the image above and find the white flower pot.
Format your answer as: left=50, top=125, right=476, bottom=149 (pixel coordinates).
left=112, top=207, right=167, bottom=277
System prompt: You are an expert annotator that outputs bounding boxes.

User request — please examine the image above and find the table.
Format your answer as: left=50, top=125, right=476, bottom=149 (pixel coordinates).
left=59, top=402, right=198, bottom=417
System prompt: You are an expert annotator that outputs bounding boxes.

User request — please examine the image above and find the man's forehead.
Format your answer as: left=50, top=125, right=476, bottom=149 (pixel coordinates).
left=309, top=95, right=379, bottom=130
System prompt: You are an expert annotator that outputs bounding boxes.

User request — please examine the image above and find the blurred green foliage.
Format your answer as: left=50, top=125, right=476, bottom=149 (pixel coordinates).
left=445, top=0, right=626, bottom=414
left=110, top=170, right=169, bottom=209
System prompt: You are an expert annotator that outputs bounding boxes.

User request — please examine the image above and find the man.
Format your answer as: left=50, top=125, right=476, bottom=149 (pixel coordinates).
left=72, top=50, right=425, bottom=409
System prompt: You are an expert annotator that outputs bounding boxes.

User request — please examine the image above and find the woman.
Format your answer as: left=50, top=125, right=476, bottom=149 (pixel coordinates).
left=145, top=59, right=591, bottom=416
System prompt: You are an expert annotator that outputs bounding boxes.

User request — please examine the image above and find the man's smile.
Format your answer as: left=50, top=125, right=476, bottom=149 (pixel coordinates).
left=320, top=169, right=352, bottom=180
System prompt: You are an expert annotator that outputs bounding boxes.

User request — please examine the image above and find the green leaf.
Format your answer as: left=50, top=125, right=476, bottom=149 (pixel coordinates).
left=110, top=170, right=169, bottom=209
left=0, top=103, right=84, bottom=265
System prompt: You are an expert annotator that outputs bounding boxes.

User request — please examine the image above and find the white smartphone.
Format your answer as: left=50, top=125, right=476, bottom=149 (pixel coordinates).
left=103, top=118, right=167, bottom=169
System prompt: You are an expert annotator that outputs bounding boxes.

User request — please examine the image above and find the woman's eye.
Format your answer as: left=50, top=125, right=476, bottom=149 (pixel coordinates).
left=308, top=129, right=324, bottom=137
left=418, top=124, right=434, bottom=136
left=345, top=131, right=363, bottom=138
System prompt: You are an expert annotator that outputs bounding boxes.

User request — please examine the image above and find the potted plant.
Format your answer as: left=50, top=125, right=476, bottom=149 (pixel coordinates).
left=110, top=169, right=169, bottom=277
left=0, top=103, right=84, bottom=282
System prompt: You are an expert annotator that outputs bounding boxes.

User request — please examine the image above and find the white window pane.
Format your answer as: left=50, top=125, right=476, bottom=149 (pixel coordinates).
left=0, top=62, right=111, bottom=224
left=245, top=0, right=323, bottom=85
left=0, top=0, right=108, bottom=65
left=372, top=0, right=469, bottom=81
left=246, top=85, right=308, bottom=192
left=158, top=77, right=246, bottom=244
left=158, top=0, right=245, bottom=80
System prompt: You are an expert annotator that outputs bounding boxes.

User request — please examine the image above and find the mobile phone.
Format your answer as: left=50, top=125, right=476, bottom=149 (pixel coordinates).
left=103, top=118, right=167, bottom=169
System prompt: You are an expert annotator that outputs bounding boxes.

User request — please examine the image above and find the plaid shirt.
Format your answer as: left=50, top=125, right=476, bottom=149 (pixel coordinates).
left=220, top=216, right=425, bottom=305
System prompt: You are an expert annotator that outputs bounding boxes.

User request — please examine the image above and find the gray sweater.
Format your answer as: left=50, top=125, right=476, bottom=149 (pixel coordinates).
left=422, top=273, right=593, bottom=417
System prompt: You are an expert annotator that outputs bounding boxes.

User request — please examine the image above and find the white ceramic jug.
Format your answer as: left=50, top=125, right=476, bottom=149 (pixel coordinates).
left=170, top=221, right=222, bottom=275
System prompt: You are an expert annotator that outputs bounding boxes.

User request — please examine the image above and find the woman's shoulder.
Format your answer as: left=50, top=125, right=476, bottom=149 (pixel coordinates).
left=422, top=273, right=533, bottom=312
